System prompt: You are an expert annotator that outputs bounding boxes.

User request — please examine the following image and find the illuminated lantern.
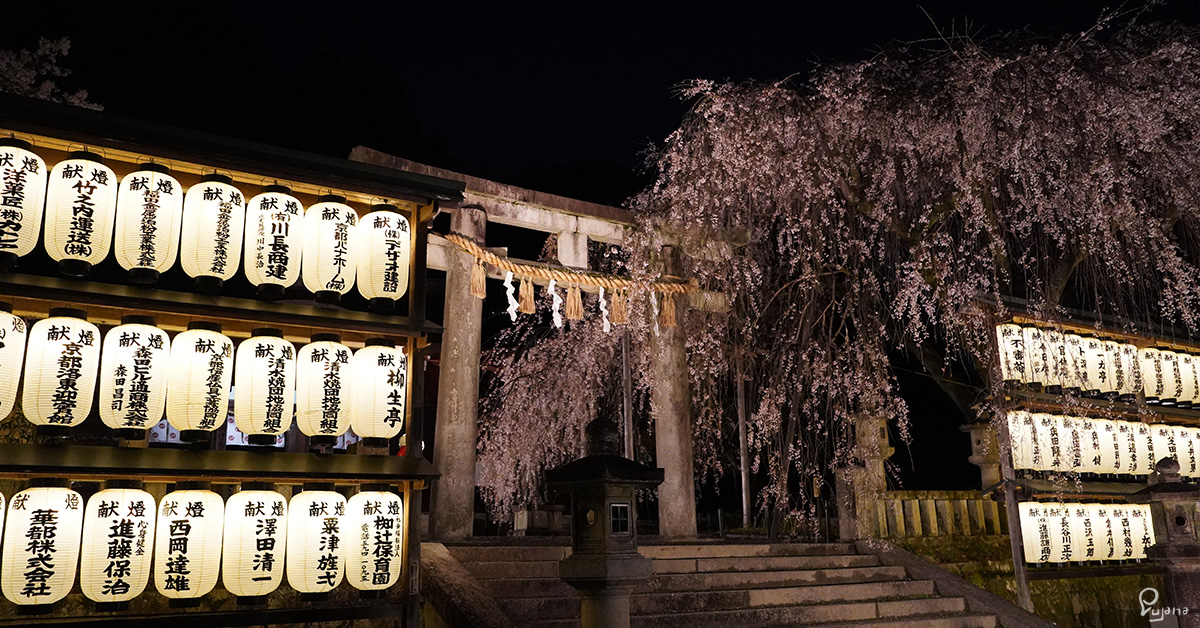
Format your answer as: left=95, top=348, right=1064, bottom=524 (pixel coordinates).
left=0, top=138, right=47, bottom=271
left=1151, top=424, right=1180, bottom=469
left=1135, top=422, right=1155, bottom=475
left=80, top=481, right=155, bottom=608
left=1033, top=413, right=1064, bottom=472
left=0, top=301, right=27, bottom=419
left=1006, top=411, right=1034, bottom=470
left=996, top=324, right=1026, bottom=385
left=1018, top=502, right=1055, bottom=564
left=346, top=486, right=403, bottom=593
left=1043, top=330, right=1066, bottom=393
left=1043, top=503, right=1075, bottom=563
left=98, top=316, right=170, bottom=439
left=1, top=480, right=84, bottom=607
left=1141, top=347, right=1165, bottom=403
left=22, top=308, right=100, bottom=433
left=166, top=321, right=234, bottom=443
left=1022, top=327, right=1048, bottom=387
left=1074, top=417, right=1101, bottom=474
left=113, top=164, right=182, bottom=284
left=1089, top=504, right=1117, bottom=560
left=1179, top=354, right=1199, bottom=408
left=1181, top=427, right=1200, bottom=477
left=1115, top=422, right=1140, bottom=475
left=1058, top=415, right=1084, bottom=473
left=356, top=206, right=411, bottom=312
left=349, top=339, right=407, bottom=446
left=43, top=151, right=118, bottom=277
left=1117, top=343, right=1142, bottom=402
left=1102, top=340, right=1124, bottom=399
left=1093, top=419, right=1120, bottom=474
left=1080, top=336, right=1110, bottom=397
left=1131, top=505, right=1156, bottom=559
left=244, top=185, right=303, bottom=300
left=301, top=195, right=358, bottom=304
left=286, top=484, right=347, bottom=596
left=153, top=482, right=224, bottom=605
left=223, top=483, right=288, bottom=601
left=1159, top=350, right=1182, bottom=406
left=296, top=334, right=352, bottom=446
left=1062, top=334, right=1085, bottom=394
left=234, top=328, right=296, bottom=445
left=180, top=174, right=246, bottom=293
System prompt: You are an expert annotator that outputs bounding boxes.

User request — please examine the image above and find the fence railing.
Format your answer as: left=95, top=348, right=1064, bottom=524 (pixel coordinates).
left=873, top=490, right=1007, bottom=538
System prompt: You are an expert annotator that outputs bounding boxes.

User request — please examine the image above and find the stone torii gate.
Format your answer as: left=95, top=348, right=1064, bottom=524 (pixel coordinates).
left=350, top=146, right=714, bottom=540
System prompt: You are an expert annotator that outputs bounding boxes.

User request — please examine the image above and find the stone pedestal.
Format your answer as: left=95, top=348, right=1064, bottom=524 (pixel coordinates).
left=964, top=422, right=1002, bottom=489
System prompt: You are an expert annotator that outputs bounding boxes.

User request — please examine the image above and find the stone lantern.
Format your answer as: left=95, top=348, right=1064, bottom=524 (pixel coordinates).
left=545, top=416, right=664, bottom=628
left=1135, top=457, right=1200, bottom=626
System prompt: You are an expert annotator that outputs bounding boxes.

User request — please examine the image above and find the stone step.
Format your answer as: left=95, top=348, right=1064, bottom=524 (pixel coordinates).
left=483, top=576, right=579, bottom=598
left=623, top=597, right=966, bottom=628
left=447, top=545, right=571, bottom=563
left=806, top=614, right=998, bottom=628
left=640, top=543, right=859, bottom=560
left=464, top=559, right=560, bottom=580
left=647, top=565, right=910, bottom=593
left=653, top=554, right=879, bottom=574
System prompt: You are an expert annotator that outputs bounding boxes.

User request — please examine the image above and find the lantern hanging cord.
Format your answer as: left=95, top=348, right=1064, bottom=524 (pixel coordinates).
left=444, top=232, right=698, bottom=295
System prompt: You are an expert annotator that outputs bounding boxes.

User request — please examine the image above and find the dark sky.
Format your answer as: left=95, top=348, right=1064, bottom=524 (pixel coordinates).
left=6, top=1, right=1199, bottom=207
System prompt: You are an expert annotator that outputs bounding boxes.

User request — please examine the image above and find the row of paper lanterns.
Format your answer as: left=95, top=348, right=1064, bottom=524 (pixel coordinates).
left=996, top=323, right=1200, bottom=404
left=1007, top=411, right=1200, bottom=476
left=1018, top=502, right=1155, bottom=564
left=0, top=140, right=411, bottom=308
left=0, top=481, right=402, bottom=608
left=0, top=305, right=407, bottom=444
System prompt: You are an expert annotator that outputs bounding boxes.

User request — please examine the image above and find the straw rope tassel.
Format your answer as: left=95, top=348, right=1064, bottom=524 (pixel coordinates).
left=565, top=283, right=584, bottom=320
left=660, top=291, right=677, bottom=327
left=470, top=259, right=488, bottom=299
left=611, top=289, right=628, bottom=325
left=518, top=276, right=535, bottom=313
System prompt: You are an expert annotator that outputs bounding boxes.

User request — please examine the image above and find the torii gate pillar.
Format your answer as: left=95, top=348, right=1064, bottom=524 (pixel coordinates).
left=430, top=207, right=486, bottom=541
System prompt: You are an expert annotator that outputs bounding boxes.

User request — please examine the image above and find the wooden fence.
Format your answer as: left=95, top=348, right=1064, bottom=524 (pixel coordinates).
left=873, top=490, right=1007, bottom=538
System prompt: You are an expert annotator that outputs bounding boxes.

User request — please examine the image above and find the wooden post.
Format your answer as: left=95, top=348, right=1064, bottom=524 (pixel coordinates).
left=621, top=330, right=634, bottom=460
left=736, top=351, right=751, bottom=529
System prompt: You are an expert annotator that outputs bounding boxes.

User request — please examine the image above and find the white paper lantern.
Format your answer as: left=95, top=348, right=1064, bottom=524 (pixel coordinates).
left=153, top=484, right=224, bottom=602
left=43, top=151, right=118, bottom=276
left=1150, top=424, right=1180, bottom=469
left=1058, top=415, right=1084, bottom=473
left=1131, top=505, right=1156, bottom=559
left=1141, top=347, right=1165, bottom=403
left=0, top=303, right=27, bottom=420
left=1093, top=419, right=1120, bottom=474
left=1081, top=336, right=1110, bottom=396
left=301, top=195, right=358, bottom=304
left=1, top=482, right=83, bottom=606
left=223, top=486, right=287, bottom=599
left=1018, top=502, right=1057, bottom=564
left=1006, top=411, right=1035, bottom=471
left=296, top=335, right=352, bottom=444
left=234, top=328, right=296, bottom=445
left=1032, top=413, right=1064, bottom=472
left=1117, top=343, right=1142, bottom=402
left=1179, top=426, right=1200, bottom=477
left=286, top=487, right=347, bottom=595
left=180, top=174, right=246, bottom=293
left=166, top=322, right=234, bottom=443
left=346, top=488, right=403, bottom=592
left=80, top=483, right=155, bottom=606
left=1134, top=422, right=1155, bottom=475
left=1075, top=417, right=1102, bottom=474
left=996, top=323, right=1026, bottom=384
left=0, top=138, right=48, bottom=270
left=1179, top=354, right=1199, bottom=408
left=1102, top=341, right=1124, bottom=398
left=113, top=164, right=183, bottom=284
left=1159, top=350, right=1182, bottom=406
left=1043, top=330, right=1066, bottom=392
left=22, top=308, right=100, bottom=430
left=1022, top=327, right=1049, bottom=386
left=356, top=206, right=411, bottom=312
left=1062, top=334, right=1085, bottom=393
left=1115, top=421, right=1140, bottom=475
left=349, top=340, right=407, bottom=444
left=98, top=317, right=170, bottom=438
left=1088, top=504, right=1117, bottom=560
left=244, top=185, right=303, bottom=300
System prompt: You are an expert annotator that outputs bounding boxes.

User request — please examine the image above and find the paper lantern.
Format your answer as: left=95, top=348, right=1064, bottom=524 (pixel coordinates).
left=223, top=484, right=288, bottom=600
left=1058, top=415, right=1084, bottom=473
left=153, top=483, right=224, bottom=604
left=1141, top=347, right=1165, bottom=403
left=301, top=195, right=358, bottom=304
left=1181, top=427, right=1200, bottom=477
left=349, top=339, right=407, bottom=445
left=0, top=138, right=48, bottom=271
left=1019, top=502, right=1057, bottom=563
left=356, top=206, right=411, bottom=312
left=166, top=322, right=234, bottom=443
left=113, top=164, right=183, bottom=284
left=43, top=151, right=118, bottom=276
left=1109, top=505, right=1156, bottom=560
left=98, top=316, right=170, bottom=439
left=996, top=323, right=1026, bottom=384
left=1134, top=423, right=1155, bottom=475
left=0, top=302, right=27, bottom=420
left=80, top=482, right=155, bottom=607
left=1061, top=334, right=1085, bottom=394
left=286, top=485, right=347, bottom=596
left=244, top=185, right=303, bottom=300
left=234, top=328, right=296, bottom=445
left=1089, top=504, right=1117, bottom=560
left=296, top=334, right=352, bottom=445
left=1006, top=411, right=1035, bottom=470
left=1032, top=413, right=1064, bottom=472
left=1102, top=341, right=1124, bottom=399
left=180, top=174, right=246, bottom=293
left=1, top=481, right=84, bottom=607
left=1116, top=343, right=1142, bottom=402
left=1043, top=330, right=1066, bottom=393
left=1159, top=350, right=1182, bottom=406
left=22, top=308, right=100, bottom=432
left=346, top=487, right=403, bottom=592
left=1022, top=327, right=1049, bottom=387
left=1093, top=419, right=1120, bottom=474
left=1150, top=424, right=1179, bottom=470
left=1179, top=354, right=1199, bottom=408
left=1080, top=336, right=1110, bottom=396
left=1114, top=422, right=1139, bottom=475
left=1074, top=417, right=1102, bottom=474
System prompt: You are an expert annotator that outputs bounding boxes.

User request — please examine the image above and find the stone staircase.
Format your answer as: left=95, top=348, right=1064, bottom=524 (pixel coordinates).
left=446, top=542, right=999, bottom=628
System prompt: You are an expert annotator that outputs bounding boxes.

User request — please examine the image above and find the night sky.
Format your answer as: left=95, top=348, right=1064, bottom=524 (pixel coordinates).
left=5, top=2, right=1199, bottom=491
